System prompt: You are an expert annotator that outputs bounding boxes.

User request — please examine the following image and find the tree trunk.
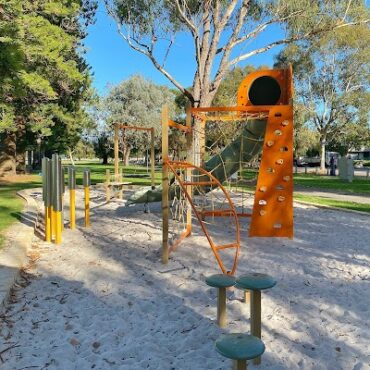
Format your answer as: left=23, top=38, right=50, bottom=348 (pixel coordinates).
left=0, top=132, right=17, bottom=176
left=68, top=148, right=75, bottom=166
left=320, top=140, right=326, bottom=171
left=102, top=154, right=108, bottom=165
left=124, top=146, right=131, bottom=166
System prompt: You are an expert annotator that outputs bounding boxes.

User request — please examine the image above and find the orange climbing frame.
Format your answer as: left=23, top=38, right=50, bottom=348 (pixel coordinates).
left=161, top=66, right=294, bottom=275
left=166, top=160, right=240, bottom=275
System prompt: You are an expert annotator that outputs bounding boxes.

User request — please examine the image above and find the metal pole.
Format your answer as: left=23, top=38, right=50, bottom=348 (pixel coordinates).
left=83, top=169, right=91, bottom=227
left=68, top=167, right=76, bottom=229
left=42, top=157, right=52, bottom=242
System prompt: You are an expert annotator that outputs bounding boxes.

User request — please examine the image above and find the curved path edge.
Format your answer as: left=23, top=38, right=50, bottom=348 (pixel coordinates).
left=0, top=188, right=41, bottom=309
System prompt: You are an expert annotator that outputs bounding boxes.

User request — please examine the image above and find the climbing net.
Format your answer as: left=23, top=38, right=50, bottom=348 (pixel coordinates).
left=166, top=110, right=268, bottom=273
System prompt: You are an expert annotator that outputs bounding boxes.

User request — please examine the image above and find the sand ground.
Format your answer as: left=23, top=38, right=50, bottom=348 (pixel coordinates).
left=1, top=188, right=370, bottom=370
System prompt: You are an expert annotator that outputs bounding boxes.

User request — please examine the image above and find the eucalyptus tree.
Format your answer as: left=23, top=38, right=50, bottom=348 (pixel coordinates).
left=104, top=0, right=369, bottom=165
left=276, top=24, right=370, bottom=169
left=104, top=75, right=176, bottom=165
left=104, top=0, right=369, bottom=108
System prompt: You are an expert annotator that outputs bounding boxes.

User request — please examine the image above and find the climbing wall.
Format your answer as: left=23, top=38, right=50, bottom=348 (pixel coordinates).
left=249, top=105, right=293, bottom=237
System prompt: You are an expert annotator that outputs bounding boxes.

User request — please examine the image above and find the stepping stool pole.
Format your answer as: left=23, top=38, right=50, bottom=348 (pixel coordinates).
left=250, top=290, right=261, bottom=364
left=217, top=286, right=227, bottom=328
left=215, top=333, right=265, bottom=370
left=244, top=290, right=250, bottom=304
left=235, top=359, right=247, bottom=370
left=235, top=273, right=276, bottom=365
left=205, top=274, right=236, bottom=328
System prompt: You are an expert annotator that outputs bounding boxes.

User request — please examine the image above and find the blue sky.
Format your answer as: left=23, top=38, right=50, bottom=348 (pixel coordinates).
left=84, top=4, right=285, bottom=96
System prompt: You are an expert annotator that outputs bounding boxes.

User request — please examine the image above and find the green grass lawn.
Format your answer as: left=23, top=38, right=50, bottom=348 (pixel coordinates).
left=1, top=162, right=368, bottom=248
left=293, top=174, right=370, bottom=194
left=62, top=161, right=162, bottom=186
left=294, top=194, right=370, bottom=213
left=0, top=175, right=42, bottom=248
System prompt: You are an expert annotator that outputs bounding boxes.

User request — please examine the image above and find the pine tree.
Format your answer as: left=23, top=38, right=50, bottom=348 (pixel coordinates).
left=0, top=0, right=97, bottom=174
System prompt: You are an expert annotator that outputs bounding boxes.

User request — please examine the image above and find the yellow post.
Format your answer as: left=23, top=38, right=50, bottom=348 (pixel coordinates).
left=45, top=206, right=52, bottom=242
left=150, top=127, right=155, bottom=188
left=55, top=211, right=62, bottom=245
left=162, top=105, right=169, bottom=264
left=61, top=194, right=64, bottom=231
left=70, top=189, right=76, bottom=229
left=51, top=206, right=56, bottom=240
left=114, top=123, right=119, bottom=181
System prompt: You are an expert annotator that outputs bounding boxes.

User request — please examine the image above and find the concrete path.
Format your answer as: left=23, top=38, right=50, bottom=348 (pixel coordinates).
left=295, top=189, right=370, bottom=205
left=0, top=189, right=39, bottom=307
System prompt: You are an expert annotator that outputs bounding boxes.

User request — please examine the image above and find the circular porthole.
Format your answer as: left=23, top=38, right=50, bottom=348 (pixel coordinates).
left=248, top=76, right=281, bottom=105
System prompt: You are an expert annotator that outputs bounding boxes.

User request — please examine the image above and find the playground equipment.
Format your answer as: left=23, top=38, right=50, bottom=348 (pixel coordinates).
left=42, top=156, right=91, bottom=242
left=42, top=154, right=63, bottom=244
left=160, top=67, right=294, bottom=275
left=235, top=273, right=276, bottom=365
left=68, top=167, right=76, bottom=229
left=105, top=124, right=156, bottom=202
left=83, top=169, right=91, bottom=227
left=215, top=333, right=265, bottom=370
left=205, top=274, right=236, bottom=328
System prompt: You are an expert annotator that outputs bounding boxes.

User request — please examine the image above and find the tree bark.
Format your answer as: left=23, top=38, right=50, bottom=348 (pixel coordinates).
left=320, top=139, right=326, bottom=171
left=68, top=148, right=75, bottom=166
left=124, top=146, right=131, bottom=166
left=0, top=132, right=17, bottom=176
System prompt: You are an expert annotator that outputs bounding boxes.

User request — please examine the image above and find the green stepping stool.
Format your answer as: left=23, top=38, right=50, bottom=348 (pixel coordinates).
left=205, top=274, right=236, bottom=328
left=235, top=273, right=276, bottom=365
left=215, top=333, right=265, bottom=370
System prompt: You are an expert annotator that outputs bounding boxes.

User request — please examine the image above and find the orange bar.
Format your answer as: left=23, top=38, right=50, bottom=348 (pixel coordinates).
left=169, top=227, right=191, bottom=254
left=168, top=119, right=191, bottom=133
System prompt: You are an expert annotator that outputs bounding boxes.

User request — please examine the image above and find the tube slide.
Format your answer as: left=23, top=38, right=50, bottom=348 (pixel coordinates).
left=127, top=119, right=267, bottom=204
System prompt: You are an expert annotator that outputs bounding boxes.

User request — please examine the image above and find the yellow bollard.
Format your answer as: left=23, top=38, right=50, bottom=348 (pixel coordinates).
left=45, top=206, right=52, bottom=242
left=55, top=211, right=62, bottom=245
left=70, top=189, right=76, bottom=229
left=51, top=206, right=56, bottom=240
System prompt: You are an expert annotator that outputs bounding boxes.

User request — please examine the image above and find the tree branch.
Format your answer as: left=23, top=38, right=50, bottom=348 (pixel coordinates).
left=228, top=18, right=370, bottom=67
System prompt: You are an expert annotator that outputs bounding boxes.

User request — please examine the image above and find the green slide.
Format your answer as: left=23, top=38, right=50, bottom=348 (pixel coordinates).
left=127, top=119, right=267, bottom=204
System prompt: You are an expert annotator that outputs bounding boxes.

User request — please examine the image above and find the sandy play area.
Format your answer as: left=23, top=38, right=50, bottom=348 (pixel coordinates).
left=1, top=187, right=370, bottom=370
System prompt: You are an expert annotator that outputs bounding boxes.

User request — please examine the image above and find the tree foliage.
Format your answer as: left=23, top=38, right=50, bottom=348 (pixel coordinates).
left=276, top=23, right=370, bottom=168
left=104, top=75, right=176, bottom=163
left=0, top=0, right=97, bottom=173
left=104, top=0, right=369, bottom=107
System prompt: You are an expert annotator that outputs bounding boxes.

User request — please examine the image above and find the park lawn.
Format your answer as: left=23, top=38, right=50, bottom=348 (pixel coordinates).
left=293, top=174, right=370, bottom=194
left=62, top=161, right=162, bottom=186
left=241, top=169, right=370, bottom=194
left=0, top=175, right=42, bottom=248
left=294, top=194, right=370, bottom=213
